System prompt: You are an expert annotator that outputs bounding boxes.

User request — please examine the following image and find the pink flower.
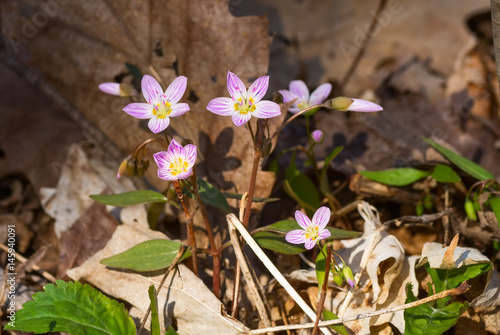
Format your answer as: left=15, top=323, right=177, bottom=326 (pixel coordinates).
left=207, top=71, right=281, bottom=127
left=123, top=75, right=190, bottom=133
left=285, top=207, right=331, bottom=250
left=347, top=98, right=383, bottom=112
left=99, top=83, right=122, bottom=96
left=279, top=80, right=332, bottom=114
left=153, top=139, right=197, bottom=181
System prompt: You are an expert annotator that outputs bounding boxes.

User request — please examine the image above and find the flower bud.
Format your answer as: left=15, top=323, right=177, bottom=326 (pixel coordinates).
left=117, top=157, right=129, bottom=179
left=272, top=91, right=284, bottom=104
left=331, top=271, right=344, bottom=286
left=311, top=130, right=324, bottom=144
left=342, top=263, right=355, bottom=288
left=324, top=97, right=382, bottom=112
left=98, top=82, right=136, bottom=97
left=464, top=200, right=477, bottom=221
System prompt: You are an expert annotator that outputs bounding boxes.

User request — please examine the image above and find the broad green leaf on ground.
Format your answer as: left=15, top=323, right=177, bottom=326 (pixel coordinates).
left=404, top=283, right=468, bottom=335
left=284, top=152, right=320, bottom=215
left=253, top=231, right=306, bottom=254
left=425, top=262, right=491, bottom=307
left=360, top=168, right=430, bottom=186
left=100, top=239, right=191, bottom=271
left=90, top=190, right=167, bottom=207
left=322, top=310, right=349, bottom=335
left=184, top=178, right=231, bottom=213
left=320, top=146, right=344, bottom=193
left=4, top=280, right=135, bottom=334
left=489, top=196, right=500, bottom=225
left=222, top=192, right=279, bottom=203
left=430, top=165, right=461, bottom=183
left=257, top=220, right=359, bottom=239
left=148, top=285, right=160, bottom=335
left=424, top=138, right=495, bottom=181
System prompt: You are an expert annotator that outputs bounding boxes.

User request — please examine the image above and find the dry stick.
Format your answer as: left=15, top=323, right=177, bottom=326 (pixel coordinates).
left=491, top=0, right=500, bottom=93
left=227, top=214, right=332, bottom=335
left=228, top=218, right=273, bottom=332
left=0, top=243, right=56, bottom=283
left=137, top=246, right=186, bottom=335
left=245, top=281, right=471, bottom=335
left=173, top=180, right=198, bottom=276
left=341, top=0, right=388, bottom=89
left=190, top=171, right=220, bottom=298
left=312, top=245, right=332, bottom=335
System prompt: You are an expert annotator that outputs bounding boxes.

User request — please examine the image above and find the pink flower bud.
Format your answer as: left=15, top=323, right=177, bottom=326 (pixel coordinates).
left=311, top=130, right=324, bottom=144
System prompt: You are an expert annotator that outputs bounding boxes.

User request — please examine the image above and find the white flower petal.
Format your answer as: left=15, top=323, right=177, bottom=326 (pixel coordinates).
left=309, top=83, right=332, bottom=105
left=148, top=116, right=170, bottom=133
left=141, top=75, right=163, bottom=104
left=123, top=103, right=154, bottom=119
left=169, top=103, right=190, bottom=117
left=294, top=210, right=311, bottom=230
left=231, top=112, right=252, bottom=126
left=252, top=100, right=281, bottom=119
left=164, top=76, right=187, bottom=104
left=289, top=80, right=310, bottom=103
left=247, top=76, right=269, bottom=102
left=207, top=97, right=235, bottom=116
left=312, top=206, right=330, bottom=229
left=227, top=71, right=247, bottom=101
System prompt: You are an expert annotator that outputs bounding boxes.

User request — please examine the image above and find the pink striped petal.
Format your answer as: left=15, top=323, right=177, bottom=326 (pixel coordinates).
left=158, top=169, right=177, bottom=181
left=168, top=139, right=183, bottom=154
left=285, top=230, right=307, bottom=244
left=294, top=210, right=311, bottom=229
left=207, top=97, right=235, bottom=116
left=318, top=229, right=331, bottom=240
left=153, top=151, right=169, bottom=170
left=312, top=206, right=330, bottom=229
left=99, top=83, right=121, bottom=96
left=169, top=103, right=190, bottom=117
left=252, top=100, right=281, bottom=119
left=231, top=112, right=252, bottom=127
left=123, top=103, right=154, bottom=119
left=184, top=144, right=197, bottom=166
left=141, top=75, right=163, bottom=104
left=247, top=76, right=269, bottom=102
left=288, top=106, right=301, bottom=114
left=289, top=80, right=310, bottom=103
left=148, top=116, right=170, bottom=133
left=304, top=239, right=317, bottom=250
left=347, top=99, right=383, bottom=112
left=309, top=83, right=332, bottom=105
left=164, top=76, right=187, bottom=104
left=227, top=72, right=246, bottom=101
left=278, top=89, right=298, bottom=104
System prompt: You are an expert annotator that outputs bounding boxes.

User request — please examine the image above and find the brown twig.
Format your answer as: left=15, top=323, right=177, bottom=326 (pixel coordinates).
left=341, top=0, right=388, bottom=89
left=312, top=245, right=332, bottom=335
left=0, top=243, right=56, bottom=283
left=246, top=281, right=471, bottom=334
left=173, top=180, right=198, bottom=276
left=137, top=246, right=186, bottom=335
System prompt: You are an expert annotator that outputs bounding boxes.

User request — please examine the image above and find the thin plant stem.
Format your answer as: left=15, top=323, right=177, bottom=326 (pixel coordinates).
left=132, top=138, right=169, bottom=158
left=137, top=246, right=186, bottom=335
left=173, top=180, right=198, bottom=276
left=245, top=281, right=471, bottom=334
left=312, top=245, right=331, bottom=335
left=189, top=169, right=221, bottom=298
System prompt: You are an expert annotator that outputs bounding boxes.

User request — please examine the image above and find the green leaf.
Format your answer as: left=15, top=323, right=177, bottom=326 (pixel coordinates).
left=424, top=138, right=495, bottom=181
left=360, top=168, right=430, bottom=186
left=165, top=326, right=179, bottom=335
left=322, top=310, right=349, bottom=335
left=147, top=202, right=166, bottom=230
left=253, top=231, right=306, bottom=255
left=125, top=62, right=143, bottom=79
left=404, top=283, right=468, bottom=335
left=90, top=190, right=167, bottom=207
left=100, top=239, right=191, bottom=272
left=223, top=192, right=279, bottom=203
left=316, top=244, right=328, bottom=289
left=184, top=178, right=231, bottom=213
left=258, top=220, right=359, bottom=239
left=430, top=165, right=461, bottom=183
left=148, top=285, right=161, bottom=335
left=320, top=146, right=344, bottom=193
left=489, top=196, right=500, bottom=225
left=4, top=280, right=135, bottom=334
left=284, top=154, right=320, bottom=215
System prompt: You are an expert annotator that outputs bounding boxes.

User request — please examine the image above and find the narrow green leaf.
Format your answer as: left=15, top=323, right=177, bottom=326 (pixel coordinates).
left=322, top=310, right=349, bottom=335
left=126, top=62, right=143, bottom=79
left=147, top=202, right=166, bottom=230
left=184, top=178, right=231, bottom=213
left=253, top=231, right=306, bottom=254
left=4, top=280, right=135, bottom=334
left=284, top=173, right=320, bottom=216
left=316, top=245, right=327, bottom=289
left=424, top=138, right=495, bottom=181
left=90, top=190, right=167, bottom=207
left=258, top=220, right=359, bottom=239
left=489, top=197, right=500, bottom=225
left=360, top=168, right=430, bottom=186
left=222, top=193, right=279, bottom=203
left=430, top=165, right=461, bottom=183
left=165, top=326, right=180, bottom=335
left=404, top=283, right=468, bottom=335
left=320, top=146, right=344, bottom=194
left=148, top=285, right=160, bottom=335
left=101, top=239, right=191, bottom=272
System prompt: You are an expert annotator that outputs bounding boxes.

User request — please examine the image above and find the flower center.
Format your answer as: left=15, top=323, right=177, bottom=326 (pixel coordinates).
left=153, top=100, right=172, bottom=119
left=234, top=97, right=257, bottom=115
left=169, top=157, right=189, bottom=176
left=297, top=100, right=309, bottom=110
left=304, top=225, right=320, bottom=241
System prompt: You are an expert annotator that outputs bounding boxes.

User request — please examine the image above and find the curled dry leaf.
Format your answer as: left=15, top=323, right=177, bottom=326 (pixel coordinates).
left=67, top=216, right=248, bottom=335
